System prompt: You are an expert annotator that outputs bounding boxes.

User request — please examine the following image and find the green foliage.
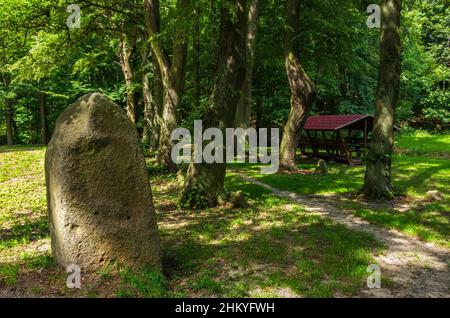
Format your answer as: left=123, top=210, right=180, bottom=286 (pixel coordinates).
left=400, top=0, right=450, bottom=129
left=179, top=186, right=210, bottom=209
left=0, top=0, right=448, bottom=145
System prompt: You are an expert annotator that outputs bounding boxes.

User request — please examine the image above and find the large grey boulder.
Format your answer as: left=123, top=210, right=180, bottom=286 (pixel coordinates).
left=45, top=93, right=161, bottom=271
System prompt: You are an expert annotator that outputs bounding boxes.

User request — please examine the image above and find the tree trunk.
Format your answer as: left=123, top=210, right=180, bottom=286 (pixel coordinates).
left=362, top=0, right=402, bottom=200
left=193, top=6, right=201, bottom=109
left=181, top=0, right=248, bottom=208
left=39, top=89, right=49, bottom=145
left=235, top=0, right=259, bottom=129
left=142, top=32, right=154, bottom=145
left=279, top=0, right=316, bottom=169
left=119, top=33, right=137, bottom=125
left=209, top=0, right=218, bottom=73
left=150, top=53, right=164, bottom=151
left=158, top=33, right=187, bottom=172
left=144, top=0, right=189, bottom=172
left=2, top=74, right=14, bottom=146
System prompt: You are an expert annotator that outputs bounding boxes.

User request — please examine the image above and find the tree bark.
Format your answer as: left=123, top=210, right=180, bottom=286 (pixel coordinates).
left=142, top=31, right=154, bottom=145
left=193, top=6, right=201, bottom=109
left=362, top=0, right=402, bottom=200
left=209, top=0, right=218, bottom=73
left=2, top=74, right=14, bottom=146
left=150, top=53, right=164, bottom=151
left=235, top=0, right=259, bottom=129
left=279, top=0, right=316, bottom=169
left=181, top=0, right=248, bottom=208
left=144, top=0, right=189, bottom=172
left=39, top=89, right=49, bottom=145
left=119, top=33, right=137, bottom=125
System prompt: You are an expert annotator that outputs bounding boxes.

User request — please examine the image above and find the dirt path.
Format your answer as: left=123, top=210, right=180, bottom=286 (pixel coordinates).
left=237, top=173, right=450, bottom=298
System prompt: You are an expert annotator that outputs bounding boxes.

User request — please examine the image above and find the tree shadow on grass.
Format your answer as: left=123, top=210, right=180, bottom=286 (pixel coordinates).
left=156, top=182, right=383, bottom=297
left=393, top=156, right=450, bottom=194
left=0, top=216, right=49, bottom=249
left=157, top=174, right=450, bottom=297
left=233, top=151, right=449, bottom=198
left=345, top=198, right=450, bottom=247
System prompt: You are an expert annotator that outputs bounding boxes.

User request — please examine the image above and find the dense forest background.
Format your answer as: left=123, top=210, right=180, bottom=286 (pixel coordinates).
left=0, top=0, right=448, bottom=147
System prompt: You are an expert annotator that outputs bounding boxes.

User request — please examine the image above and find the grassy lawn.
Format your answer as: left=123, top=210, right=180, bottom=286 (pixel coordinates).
left=0, top=146, right=384, bottom=297
left=0, top=146, right=47, bottom=252
left=231, top=132, right=450, bottom=247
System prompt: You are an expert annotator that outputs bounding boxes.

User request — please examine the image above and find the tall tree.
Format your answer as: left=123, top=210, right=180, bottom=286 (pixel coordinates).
left=279, top=0, right=316, bottom=169
left=235, top=0, right=259, bottom=129
left=141, top=30, right=154, bottom=144
left=119, top=31, right=138, bottom=125
left=181, top=0, right=248, bottom=208
left=38, top=82, right=49, bottom=145
left=149, top=53, right=164, bottom=151
left=2, top=74, right=14, bottom=146
left=362, top=0, right=403, bottom=199
left=143, top=0, right=190, bottom=172
left=193, top=5, right=201, bottom=110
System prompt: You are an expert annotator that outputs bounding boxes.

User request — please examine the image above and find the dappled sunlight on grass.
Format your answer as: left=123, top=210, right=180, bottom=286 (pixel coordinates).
left=230, top=161, right=365, bottom=195
left=229, top=134, right=449, bottom=247
left=0, top=140, right=447, bottom=297
left=0, top=146, right=45, bottom=182
left=337, top=199, right=449, bottom=248
left=396, top=132, right=450, bottom=155
left=0, top=146, right=48, bottom=254
left=156, top=175, right=382, bottom=297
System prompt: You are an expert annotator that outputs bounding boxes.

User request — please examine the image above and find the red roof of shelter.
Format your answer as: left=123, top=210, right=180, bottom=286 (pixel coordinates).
left=304, top=114, right=372, bottom=131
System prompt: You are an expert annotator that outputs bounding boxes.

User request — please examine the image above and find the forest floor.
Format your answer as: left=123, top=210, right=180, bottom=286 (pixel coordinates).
left=0, top=132, right=448, bottom=297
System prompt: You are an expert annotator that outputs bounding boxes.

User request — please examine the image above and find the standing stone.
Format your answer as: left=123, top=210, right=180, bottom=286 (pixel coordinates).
left=45, top=93, right=161, bottom=271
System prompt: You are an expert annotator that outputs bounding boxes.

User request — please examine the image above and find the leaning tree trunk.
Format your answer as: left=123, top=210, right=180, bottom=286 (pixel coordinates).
left=149, top=54, right=164, bottom=151
left=235, top=0, right=259, bottom=129
left=119, top=33, right=137, bottom=125
left=141, top=31, right=156, bottom=145
left=181, top=0, right=248, bottom=208
left=144, top=0, right=189, bottom=172
left=362, top=0, right=402, bottom=200
left=157, top=40, right=187, bottom=172
left=2, top=74, right=14, bottom=146
left=39, top=90, right=49, bottom=145
left=279, top=0, right=316, bottom=169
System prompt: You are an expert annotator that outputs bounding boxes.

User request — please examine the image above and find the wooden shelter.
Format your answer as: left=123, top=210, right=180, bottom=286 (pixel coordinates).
left=300, top=114, right=375, bottom=165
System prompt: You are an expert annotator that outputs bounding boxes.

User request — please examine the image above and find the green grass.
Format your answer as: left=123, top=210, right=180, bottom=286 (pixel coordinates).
left=2, top=134, right=448, bottom=296
left=396, top=130, right=450, bottom=155
left=116, top=267, right=168, bottom=298
left=338, top=200, right=449, bottom=247
left=0, top=145, right=384, bottom=297
left=0, top=263, right=19, bottom=285
left=231, top=133, right=450, bottom=197
left=156, top=175, right=383, bottom=297
left=0, top=146, right=48, bottom=252
left=19, top=252, right=55, bottom=269
left=0, top=146, right=45, bottom=182
left=230, top=133, right=450, bottom=247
